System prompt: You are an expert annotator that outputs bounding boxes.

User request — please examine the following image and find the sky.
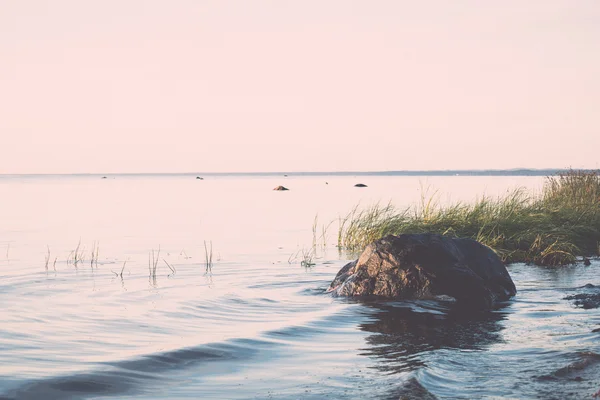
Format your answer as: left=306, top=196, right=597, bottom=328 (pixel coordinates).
left=1, top=1, right=599, bottom=173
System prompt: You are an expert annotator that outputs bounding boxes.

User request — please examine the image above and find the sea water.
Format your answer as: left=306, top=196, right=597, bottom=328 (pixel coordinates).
left=0, top=173, right=598, bottom=399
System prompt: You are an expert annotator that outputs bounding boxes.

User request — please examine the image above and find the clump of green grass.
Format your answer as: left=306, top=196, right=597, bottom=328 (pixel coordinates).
left=149, top=247, right=160, bottom=284
left=44, top=246, right=51, bottom=271
left=312, top=214, right=334, bottom=248
left=300, top=247, right=316, bottom=267
left=112, top=259, right=128, bottom=278
left=90, top=241, right=99, bottom=269
left=204, top=240, right=213, bottom=273
left=68, top=240, right=86, bottom=267
left=337, top=169, right=600, bottom=266
left=543, top=169, right=600, bottom=209
left=288, top=246, right=317, bottom=267
left=163, top=258, right=176, bottom=276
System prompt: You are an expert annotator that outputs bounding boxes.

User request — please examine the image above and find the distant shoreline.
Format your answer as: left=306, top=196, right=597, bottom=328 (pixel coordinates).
left=0, top=168, right=597, bottom=178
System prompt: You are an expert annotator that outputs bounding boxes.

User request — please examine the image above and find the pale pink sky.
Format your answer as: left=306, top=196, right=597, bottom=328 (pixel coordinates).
left=1, top=1, right=599, bottom=173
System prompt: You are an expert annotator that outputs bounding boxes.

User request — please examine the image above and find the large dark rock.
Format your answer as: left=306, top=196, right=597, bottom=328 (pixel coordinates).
left=328, top=233, right=516, bottom=309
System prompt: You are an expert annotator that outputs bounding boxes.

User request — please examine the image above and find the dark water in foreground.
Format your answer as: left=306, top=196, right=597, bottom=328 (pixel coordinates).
left=0, top=175, right=598, bottom=399
left=1, top=262, right=598, bottom=400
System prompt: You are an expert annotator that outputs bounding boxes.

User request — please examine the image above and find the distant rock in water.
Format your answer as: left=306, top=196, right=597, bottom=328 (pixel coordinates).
left=273, top=185, right=289, bottom=191
left=328, top=233, right=517, bottom=309
left=101, top=176, right=107, bottom=179
left=196, top=176, right=204, bottom=180
left=354, top=183, right=367, bottom=187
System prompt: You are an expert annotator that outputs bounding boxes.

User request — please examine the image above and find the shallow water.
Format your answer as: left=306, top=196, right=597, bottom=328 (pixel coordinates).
left=0, top=174, right=598, bottom=399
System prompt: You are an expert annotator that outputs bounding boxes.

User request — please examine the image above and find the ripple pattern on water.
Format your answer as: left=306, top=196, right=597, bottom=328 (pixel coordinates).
left=1, top=176, right=599, bottom=399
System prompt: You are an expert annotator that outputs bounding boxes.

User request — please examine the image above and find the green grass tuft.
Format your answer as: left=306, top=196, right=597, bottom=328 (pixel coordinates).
left=337, top=169, right=600, bottom=266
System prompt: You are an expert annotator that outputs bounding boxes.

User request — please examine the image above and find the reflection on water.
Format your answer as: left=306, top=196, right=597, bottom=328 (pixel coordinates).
left=358, top=301, right=508, bottom=374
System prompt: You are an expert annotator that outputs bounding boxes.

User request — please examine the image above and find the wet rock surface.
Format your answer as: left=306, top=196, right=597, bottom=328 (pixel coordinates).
left=564, top=284, right=600, bottom=309
left=328, top=233, right=517, bottom=309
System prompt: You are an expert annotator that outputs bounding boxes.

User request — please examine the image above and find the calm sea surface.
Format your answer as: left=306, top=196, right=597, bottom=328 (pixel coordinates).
left=0, top=174, right=598, bottom=399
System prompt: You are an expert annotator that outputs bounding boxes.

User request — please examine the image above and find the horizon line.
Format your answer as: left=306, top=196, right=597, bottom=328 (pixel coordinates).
left=0, top=168, right=597, bottom=177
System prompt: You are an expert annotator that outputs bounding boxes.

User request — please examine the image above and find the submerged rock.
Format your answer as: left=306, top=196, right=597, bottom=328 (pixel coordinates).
left=273, top=185, right=289, bottom=191
left=354, top=183, right=367, bottom=187
left=394, top=378, right=438, bottom=400
left=564, top=284, right=600, bottom=309
left=545, top=352, right=600, bottom=379
left=328, top=233, right=517, bottom=309
left=537, top=352, right=600, bottom=398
